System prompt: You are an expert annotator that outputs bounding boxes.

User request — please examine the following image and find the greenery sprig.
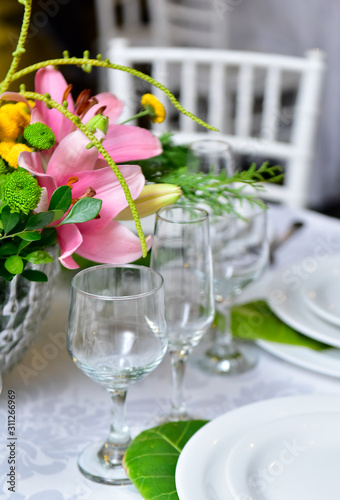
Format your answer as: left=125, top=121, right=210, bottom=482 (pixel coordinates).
left=135, top=134, right=283, bottom=216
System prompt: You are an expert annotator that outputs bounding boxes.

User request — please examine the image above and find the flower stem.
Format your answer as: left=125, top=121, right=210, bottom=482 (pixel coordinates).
left=0, top=0, right=32, bottom=95
left=7, top=58, right=219, bottom=133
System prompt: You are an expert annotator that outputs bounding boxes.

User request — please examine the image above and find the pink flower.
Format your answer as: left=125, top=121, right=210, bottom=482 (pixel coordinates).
left=33, top=66, right=162, bottom=161
left=19, top=130, right=151, bottom=269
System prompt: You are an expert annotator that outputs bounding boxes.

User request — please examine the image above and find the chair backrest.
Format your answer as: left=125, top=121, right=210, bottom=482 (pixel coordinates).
left=94, top=0, right=151, bottom=57
left=149, top=0, right=230, bottom=49
left=107, top=38, right=326, bottom=208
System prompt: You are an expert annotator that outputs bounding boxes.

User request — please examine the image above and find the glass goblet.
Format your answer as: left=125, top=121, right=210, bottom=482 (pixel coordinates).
left=188, top=138, right=234, bottom=176
left=151, top=205, right=215, bottom=421
left=194, top=200, right=269, bottom=375
left=67, top=264, right=167, bottom=485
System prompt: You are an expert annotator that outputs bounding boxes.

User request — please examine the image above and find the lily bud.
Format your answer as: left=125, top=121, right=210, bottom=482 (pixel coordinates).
left=116, top=183, right=182, bottom=220
left=85, top=114, right=109, bottom=135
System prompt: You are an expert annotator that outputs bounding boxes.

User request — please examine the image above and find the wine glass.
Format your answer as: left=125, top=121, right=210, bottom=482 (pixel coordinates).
left=188, top=139, right=234, bottom=177
left=150, top=205, right=215, bottom=421
left=194, top=200, right=269, bottom=375
left=67, top=264, right=167, bottom=485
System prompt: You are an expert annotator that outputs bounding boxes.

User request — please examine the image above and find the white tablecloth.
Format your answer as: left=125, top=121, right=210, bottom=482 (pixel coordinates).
left=1, top=205, right=340, bottom=499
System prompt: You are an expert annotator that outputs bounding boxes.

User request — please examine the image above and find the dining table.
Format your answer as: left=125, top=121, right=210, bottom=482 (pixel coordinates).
left=1, top=202, right=340, bottom=500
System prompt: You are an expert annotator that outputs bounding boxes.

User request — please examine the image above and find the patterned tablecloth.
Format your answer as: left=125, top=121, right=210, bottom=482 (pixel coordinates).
left=1, top=204, right=340, bottom=500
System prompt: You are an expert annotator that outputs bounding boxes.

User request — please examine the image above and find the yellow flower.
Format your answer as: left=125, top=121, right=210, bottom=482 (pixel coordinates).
left=116, top=183, right=182, bottom=220
left=0, top=142, right=32, bottom=169
left=0, top=102, right=31, bottom=141
left=141, top=94, right=166, bottom=123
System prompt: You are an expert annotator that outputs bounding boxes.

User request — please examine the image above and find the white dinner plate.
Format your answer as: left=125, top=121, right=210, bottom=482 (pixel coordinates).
left=226, top=412, right=340, bottom=500
left=256, top=340, right=340, bottom=378
left=301, top=254, right=340, bottom=327
left=175, top=394, right=340, bottom=500
left=267, top=263, right=340, bottom=348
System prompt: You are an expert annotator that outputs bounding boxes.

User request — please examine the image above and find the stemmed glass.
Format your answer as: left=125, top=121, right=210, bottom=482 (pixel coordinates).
left=67, top=264, right=167, bottom=485
left=187, top=139, right=269, bottom=375
left=150, top=205, right=215, bottom=421
left=194, top=200, right=269, bottom=375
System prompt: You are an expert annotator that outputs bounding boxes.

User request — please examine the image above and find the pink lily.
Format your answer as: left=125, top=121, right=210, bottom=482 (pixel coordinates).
left=19, top=130, right=151, bottom=269
left=33, top=66, right=162, bottom=162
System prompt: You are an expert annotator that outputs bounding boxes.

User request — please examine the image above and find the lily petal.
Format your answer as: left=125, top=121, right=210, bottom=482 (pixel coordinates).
left=103, top=124, right=162, bottom=163
left=57, top=223, right=83, bottom=269
left=46, top=130, right=99, bottom=184
left=0, top=92, right=33, bottom=110
left=19, top=151, right=57, bottom=199
left=66, top=164, right=145, bottom=229
left=34, top=66, right=75, bottom=142
left=83, top=92, right=124, bottom=124
left=76, top=219, right=152, bottom=264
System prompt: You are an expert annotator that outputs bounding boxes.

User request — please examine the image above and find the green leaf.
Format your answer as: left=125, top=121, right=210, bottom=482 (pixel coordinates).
left=48, top=185, right=72, bottom=213
left=5, top=255, right=24, bottom=275
left=26, top=211, right=54, bottom=230
left=1, top=206, right=20, bottom=234
left=231, top=301, right=330, bottom=350
left=0, top=243, right=18, bottom=256
left=17, top=231, right=41, bottom=241
left=124, top=420, right=208, bottom=500
left=50, top=209, right=64, bottom=222
left=60, top=198, right=102, bottom=225
left=25, top=251, right=54, bottom=265
left=18, top=239, right=32, bottom=253
left=21, top=269, right=48, bottom=282
left=39, top=227, right=58, bottom=247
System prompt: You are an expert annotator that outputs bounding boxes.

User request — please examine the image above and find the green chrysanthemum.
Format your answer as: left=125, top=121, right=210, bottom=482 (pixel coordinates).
left=23, top=122, right=56, bottom=151
left=3, top=170, right=42, bottom=214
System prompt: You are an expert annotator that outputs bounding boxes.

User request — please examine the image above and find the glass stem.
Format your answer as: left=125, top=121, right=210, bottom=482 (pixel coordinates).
left=98, top=389, right=131, bottom=467
left=169, top=348, right=189, bottom=420
left=207, top=298, right=239, bottom=358
left=216, top=301, right=233, bottom=347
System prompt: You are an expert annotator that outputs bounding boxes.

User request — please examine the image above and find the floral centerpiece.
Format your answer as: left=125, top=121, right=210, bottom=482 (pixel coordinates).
left=0, top=0, right=283, bottom=285
left=0, top=0, right=282, bottom=377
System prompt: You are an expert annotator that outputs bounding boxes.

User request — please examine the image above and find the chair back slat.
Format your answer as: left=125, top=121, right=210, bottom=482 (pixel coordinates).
left=235, top=64, right=254, bottom=137
left=261, top=67, right=281, bottom=141
left=179, top=61, right=198, bottom=132
left=208, top=63, right=227, bottom=132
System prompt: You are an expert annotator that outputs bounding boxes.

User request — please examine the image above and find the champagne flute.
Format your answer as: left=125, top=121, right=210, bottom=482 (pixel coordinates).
left=151, top=205, right=215, bottom=421
left=194, top=200, right=269, bottom=375
left=67, top=264, right=167, bottom=485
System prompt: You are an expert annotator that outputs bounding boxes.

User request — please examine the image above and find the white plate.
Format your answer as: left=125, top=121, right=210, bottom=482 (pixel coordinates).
left=175, top=394, right=340, bottom=500
left=256, top=340, right=340, bottom=378
left=267, top=264, right=340, bottom=348
left=226, top=412, right=340, bottom=500
left=301, top=254, right=340, bottom=327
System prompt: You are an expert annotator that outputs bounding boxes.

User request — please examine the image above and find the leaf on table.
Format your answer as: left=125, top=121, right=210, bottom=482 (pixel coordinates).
left=124, top=420, right=208, bottom=500
left=231, top=300, right=330, bottom=350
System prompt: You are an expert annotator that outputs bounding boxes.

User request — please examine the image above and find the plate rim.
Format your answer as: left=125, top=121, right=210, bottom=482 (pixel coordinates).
left=256, top=339, right=340, bottom=378
left=225, top=410, right=340, bottom=500
left=301, top=255, right=340, bottom=327
left=267, top=259, right=340, bottom=348
left=175, top=394, right=340, bottom=500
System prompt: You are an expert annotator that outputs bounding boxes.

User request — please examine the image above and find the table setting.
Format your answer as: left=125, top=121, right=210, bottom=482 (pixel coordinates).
left=2, top=204, right=340, bottom=500
left=1, top=2, right=340, bottom=499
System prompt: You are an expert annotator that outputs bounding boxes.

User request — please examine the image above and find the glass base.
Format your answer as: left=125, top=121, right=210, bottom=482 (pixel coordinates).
left=153, top=410, right=198, bottom=425
left=78, top=440, right=131, bottom=485
left=192, top=342, right=257, bottom=376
